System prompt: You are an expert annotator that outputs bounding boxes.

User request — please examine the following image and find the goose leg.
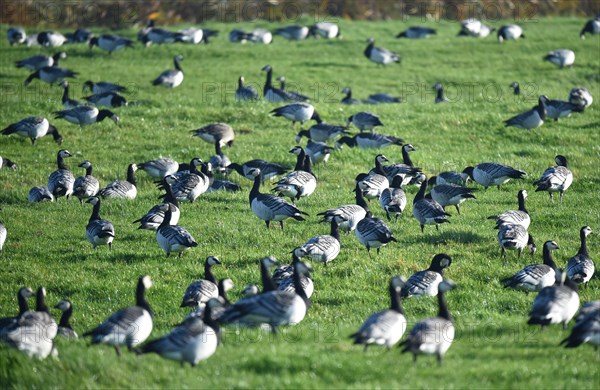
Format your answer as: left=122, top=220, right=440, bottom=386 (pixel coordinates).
left=455, top=205, right=461, bottom=215
left=265, top=221, right=270, bottom=229
left=501, top=248, right=506, bottom=258
left=279, top=221, right=285, bottom=230
left=437, top=352, right=443, bottom=366
left=114, top=346, right=121, bottom=356
left=420, top=224, right=425, bottom=233
left=518, top=248, right=523, bottom=258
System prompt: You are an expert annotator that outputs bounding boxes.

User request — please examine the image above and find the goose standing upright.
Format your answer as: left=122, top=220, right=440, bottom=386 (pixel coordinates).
left=0, top=287, right=33, bottom=332
left=497, top=223, right=536, bottom=258
left=534, top=155, right=573, bottom=203
left=317, top=181, right=369, bottom=234
left=17, top=52, right=67, bottom=70
left=299, top=219, right=341, bottom=266
left=433, top=83, right=449, bottom=103
left=566, top=226, right=594, bottom=285
left=155, top=203, right=198, bottom=257
left=152, top=55, right=184, bottom=88
left=48, top=149, right=75, bottom=200
left=359, top=154, right=390, bottom=201
left=54, top=300, right=77, bottom=338
left=401, top=254, right=453, bottom=298
left=133, top=177, right=180, bottom=230
left=180, top=256, right=222, bottom=308
left=413, top=177, right=450, bottom=233
left=528, top=270, right=580, bottom=329
left=355, top=211, right=397, bottom=256
left=503, top=95, right=547, bottom=130
left=235, top=76, right=259, bottom=101
left=226, top=159, right=287, bottom=182
left=85, top=196, right=115, bottom=250
left=191, top=122, right=235, bottom=148
left=98, top=163, right=138, bottom=199
left=272, top=146, right=317, bottom=203
left=2, top=116, right=62, bottom=145
left=463, top=162, right=526, bottom=189
left=60, top=80, right=82, bottom=107
left=560, top=305, right=600, bottom=350
left=488, top=189, right=530, bottom=229
left=73, top=160, right=100, bottom=204
left=379, top=175, right=407, bottom=221
left=364, top=38, right=400, bottom=65
left=502, top=240, right=559, bottom=292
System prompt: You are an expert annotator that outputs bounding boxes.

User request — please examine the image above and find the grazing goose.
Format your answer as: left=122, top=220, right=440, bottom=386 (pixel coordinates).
left=463, top=162, right=526, bottom=190
left=229, top=29, right=250, bottom=43
left=37, top=31, right=67, bottom=47
left=576, top=301, right=600, bottom=324
left=528, top=270, right=580, bottom=329
left=544, top=49, right=575, bottom=68
left=300, top=219, right=341, bottom=266
left=545, top=97, right=583, bottom=123
left=534, top=155, right=573, bottom=203
left=274, top=25, right=309, bottom=40
left=502, top=240, right=559, bottom=292
left=218, top=260, right=312, bottom=332
left=366, top=92, right=402, bottom=105
left=167, top=160, right=210, bottom=202
left=580, top=16, right=600, bottom=39
left=560, top=306, right=600, bottom=350
left=401, top=254, right=452, bottom=298
left=155, top=203, right=197, bottom=257
left=364, top=38, right=400, bottom=65
left=139, top=23, right=184, bottom=46
left=341, top=87, right=363, bottom=105
left=64, top=28, right=92, bottom=43
left=208, top=179, right=241, bottom=193
left=295, top=120, right=348, bottom=143
left=134, top=177, right=180, bottom=230
left=273, top=248, right=314, bottom=298
left=177, top=27, right=204, bottom=44
left=60, top=80, right=82, bottom=108
left=28, top=186, right=54, bottom=203
left=227, top=159, right=287, bottom=182
left=180, top=256, right=222, bottom=308
left=308, top=22, right=341, bottom=39
left=0, top=287, right=34, bottom=332
left=568, top=87, right=593, bottom=111
left=73, top=160, right=100, bottom=204
left=379, top=175, right=407, bottom=221
left=305, top=141, right=332, bottom=165
left=351, top=276, right=407, bottom=350
left=248, top=168, right=308, bottom=229
left=347, top=112, right=383, bottom=132
left=510, top=82, right=520, bottom=96
left=336, top=133, right=403, bottom=150
left=83, top=91, right=128, bottom=108
left=429, top=171, right=469, bottom=186
left=375, top=144, right=421, bottom=185
left=429, top=184, right=476, bottom=215
left=208, top=143, right=232, bottom=174
left=318, top=182, right=369, bottom=234
left=55, top=300, right=77, bottom=338
left=261, top=65, right=308, bottom=103
left=276, top=76, right=311, bottom=102
left=271, top=103, right=320, bottom=127
left=413, top=177, right=451, bottom=233
left=488, top=190, right=530, bottom=229
left=7, top=27, right=26, bottom=45
left=397, top=26, right=437, bottom=39
left=359, top=154, right=390, bottom=201
left=235, top=76, right=259, bottom=101
left=15, top=52, right=67, bottom=71
left=89, top=34, right=134, bottom=54
left=152, top=55, right=184, bottom=88
left=497, top=223, right=536, bottom=258
left=246, top=28, right=272, bottom=44
left=192, top=122, right=235, bottom=147
left=566, top=226, right=594, bottom=285
left=258, top=256, right=280, bottom=293
left=54, top=106, right=119, bottom=127
left=84, top=276, right=153, bottom=356
left=399, top=280, right=456, bottom=365
left=85, top=196, right=115, bottom=250
left=497, top=25, right=524, bottom=43
left=48, top=149, right=75, bottom=200
left=0, top=221, right=5, bottom=252
left=355, top=211, right=397, bottom=256
left=433, top=83, right=449, bottom=104
left=98, top=163, right=137, bottom=199
left=138, top=158, right=179, bottom=179
left=24, top=66, right=78, bottom=86
left=272, top=146, right=317, bottom=203
left=0, top=156, right=17, bottom=170
left=2, top=116, right=62, bottom=145
left=458, top=19, right=495, bottom=38
left=82, top=80, right=128, bottom=95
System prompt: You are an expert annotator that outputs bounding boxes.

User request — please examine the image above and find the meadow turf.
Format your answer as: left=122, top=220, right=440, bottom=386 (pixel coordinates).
left=0, top=16, right=599, bottom=389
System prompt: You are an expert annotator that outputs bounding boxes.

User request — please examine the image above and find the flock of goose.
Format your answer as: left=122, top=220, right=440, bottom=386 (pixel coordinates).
left=0, top=14, right=599, bottom=372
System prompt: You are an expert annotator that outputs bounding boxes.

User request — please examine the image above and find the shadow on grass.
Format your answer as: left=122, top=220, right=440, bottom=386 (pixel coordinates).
left=405, top=230, right=485, bottom=245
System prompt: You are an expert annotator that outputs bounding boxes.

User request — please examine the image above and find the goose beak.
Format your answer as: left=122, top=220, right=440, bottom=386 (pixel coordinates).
left=112, top=115, right=120, bottom=125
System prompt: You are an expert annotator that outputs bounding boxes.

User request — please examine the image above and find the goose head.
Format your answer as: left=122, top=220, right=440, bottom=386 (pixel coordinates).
left=54, top=299, right=72, bottom=311
left=554, top=155, right=568, bottom=167
left=243, top=284, right=259, bottom=297
left=261, top=64, right=272, bottom=72
left=86, top=196, right=100, bottom=206
left=206, top=256, right=222, bottom=267
left=58, top=149, right=73, bottom=159
left=78, top=160, right=92, bottom=169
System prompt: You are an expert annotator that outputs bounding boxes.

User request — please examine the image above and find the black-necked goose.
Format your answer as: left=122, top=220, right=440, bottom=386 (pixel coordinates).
left=580, top=16, right=600, bottom=39
left=463, top=162, right=526, bottom=189
left=89, top=34, right=134, bottom=54
left=83, top=91, right=127, bottom=108
left=184, top=278, right=235, bottom=322
left=28, top=186, right=54, bottom=203
left=497, top=25, right=524, bottom=43
left=429, top=171, right=470, bottom=186
left=271, top=103, right=320, bottom=127
left=155, top=203, right=197, bottom=257
left=576, top=301, right=600, bottom=324
left=335, top=132, right=403, bottom=150
left=2, top=116, right=62, bottom=145
left=257, top=256, right=280, bottom=293
left=510, top=82, right=520, bottom=96
left=218, top=260, right=312, bottom=332
left=347, top=112, right=383, bottom=132
left=167, top=160, right=210, bottom=203
left=300, top=219, right=341, bottom=266
left=274, top=25, right=309, bottom=40
left=366, top=92, right=402, bottom=104
left=502, top=240, right=559, bottom=292
left=318, top=181, right=369, bottom=234
left=305, top=141, right=332, bottom=165
left=60, top=80, right=82, bottom=108
left=488, top=189, right=530, bottom=229
left=364, top=38, right=400, bottom=65
left=397, top=26, right=437, bottom=39
left=54, top=300, right=77, bottom=338
left=308, top=22, right=341, bottom=39
left=433, top=83, right=449, bottom=103
left=355, top=211, right=397, bottom=256
left=272, top=146, right=317, bottom=203
left=37, top=31, right=67, bottom=47
left=82, top=80, right=129, bottom=95
left=276, top=76, right=311, bottom=102
left=85, top=196, right=115, bottom=250
left=24, top=66, right=78, bottom=86
left=272, top=248, right=314, bottom=298
left=64, top=28, right=92, bottom=43
left=134, top=177, right=180, bottom=230
left=375, top=144, right=421, bottom=185
left=341, top=87, right=363, bottom=105
left=566, top=226, right=594, bottom=285
left=177, top=27, right=204, bottom=44
left=429, top=184, right=476, bottom=215
left=191, top=122, right=235, bottom=147
left=413, top=177, right=450, bottom=233
left=7, top=27, right=26, bottom=45
left=0, top=287, right=33, bottom=331
left=544, top=49, right=575, bottom=68
left=152, top=55, right=184, bottom=88
left=295, top=120, right=348, bottom=143
left=534, top=155, right=573, bottom=203
left=568, top=87, right=593, bottom=112
left=73, top=160, right=100, bottom=204
left=180, top=256, right=222, bottom=308
left=0, top=156, right=17, bottom=170
left=138, top=158, right=179, bottom=179
left=139, top=23, right=185, bottom=46
left=54, top=106, right=119, bottom=127
left=497, top=223, right=536, bottom=258
left=399, top=280, right=456, bottom=365
left=543, top=96, right=582, bottom=121
left=235, top=76, right=259, bottom=101
left=247, top=28, right=272, bottom=44
left=401, top=254, right=452, bottom=298
left=261, top=64, right=308, bottom=103
left=227, top=159, right=287, bottom=182
left=528, top=270, right=580, bottom=329
left=98, top=163, right=137, bottom=199
left=15, top=51, right=66, bottom=71
left=48, top=149, right=75, bottom=200
left=560, top=305, right=600, bottom=350
left=359, top=154, right=390, bottom=201
left=379, top=175, right=407, bottom=221
left=229, top=29, right=249, bottom=43
left=458, top=19, right=495, bottom=38
left=84, top=275, right=153, bottom=355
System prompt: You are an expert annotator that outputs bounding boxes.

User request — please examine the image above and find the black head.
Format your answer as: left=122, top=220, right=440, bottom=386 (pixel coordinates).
left=554, top=155, right=568, bottom=167
left=430, top=253, right=452, bottom=272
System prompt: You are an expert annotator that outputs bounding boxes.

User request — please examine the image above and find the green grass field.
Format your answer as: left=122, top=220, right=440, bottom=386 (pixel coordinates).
left=0, top=16, right=599, bottom=389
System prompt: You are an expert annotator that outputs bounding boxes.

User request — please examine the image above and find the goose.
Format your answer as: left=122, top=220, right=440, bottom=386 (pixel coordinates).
left=60, top=80, right=82, bottom=108
left=576, top=301, right=600, bottom=324
left=364, top=38, right=400, bottom=65
left=355, top=211, right=397, bottom=256
left=243, top=284, right=260, bottom=297
left=300, top=219, right=341, bottom=266
left=85, top=196, right=115, bottom=250
left=275, top=76, right=311, bottom=102
left=64, top=28, right=92, bottom=43
left=272, top=248, right=314, bottom=298
left=54, top=300, right=77, bottom=338
left=166, top=160, right=210, bottom=203
left=568, top=87, right=593, bottom=111
left=502, top=240, right=559, bottom=292
left=335, top=132, right=403, bottom=150
left=227, top=159, right=287, bottom=182
left=560, top=306, right=600, bottom=350
left=180, top=256, right=222, bottom=308
left=374, top=144, right=422, bottom=185
left=341, top=87, right=363, bottom=105
left=256, top=256, right=280, bottom=293
left=295, top=120, right=348, bottom=143
left=248, top=168, right=308, bottom=229
left=274, top=25, right=309, bottom=40
left=413, top=177, right=450, bottom=233
left=139, top=23, right=184, bottom=46
left=580, top=16, right=600, bottom=39
left=272, top=146, right=317, bottom=203
left=458, top=19, right=495, bottom=38
left=399, top=280, right=456, bottom=365
left=351, top=276, right=407, bottom=350
left=510, top=82, right=520, bottom=96
left=366, top=93, right=402, bottom=104
left=209, top=144, right=232, bottom=175
left=73, top=160, right=100, bottom=204
left=463, top=162, right=526, bottom=189
left=534, top=155, right=573, bottom=203
left=308, top=22, right=341, bottom=39
left=83, top=91, right=128, bottom=108
left=429, top=171, right=470, bottom=186
left=37, top=31, right=67, bottom=47
left=15, top=52, right=67, bottom=71
left=497, top=25, right=524, bottom=43
left=54, top=106, right=119, bottom=127
left=134, top=177, right=180, bottom=230
left=247, top=28, right=272, bottom=44
left=47, top=149, right=75, bottom=200
left=379, top=175, right=407, bottom=221
left=208, top=179, right=241, bottom=193
left=261, top=64, right=308, bottom=103
left=191, top=122, right=235, bottom=148
left=347, top=112, right=383, bottom=132
left=0, top=287, right=34, bottom=332
left=397, top=26, right=437, bottom=39
left=178, top=27, right=204, bottom=44
left=401, top=254, right=453, bottom=298
left=24, top=66, right=78, bottom=86
left=318, top=182, right=369, bottom=234
left=358, top=154, right=390, bottom=200
left=497, top=223, right=536, bottom=258
left=429, top=184, right=476, bottom=215
left=433, top=83, right=449, bottom=103
left=2, top=116, right=62, bottom=145
left=528, top=270, right=580, bottom=329
left=566, top=226, right=594, bottom=285
left=0, top=156, right=17, bottom=170
left=184, top=278, right=235, bottom=322
left=218, top=260, right=312, bottom=333
left=89, top=34, right=134, bottom=54
left=98, top=163, right=137, bottom=199
left=270, top=103, right=320, bottom=127
left=152, top=55, right=184, bottom=88
left=488, top=189, right=530, bottom=230
left=235, top=76, right=259, bottom=101
left=82, top=80, right=129, bottom=95
left=229, top=29, right=249, bottom=43
left=28, top=186, right=54, bottom=203
left=544, top=49, right=575, bottom=68
left=543, top=96, right=582, bottom=121
left=155, top=203, right=197, bottom=257
left=7, top=27, right=26, bottom=45
left=84, top=275, right=153, bottom=355
left=305, top=141, right=332, bottom=165
left=138, top=158, right=179, bottom=179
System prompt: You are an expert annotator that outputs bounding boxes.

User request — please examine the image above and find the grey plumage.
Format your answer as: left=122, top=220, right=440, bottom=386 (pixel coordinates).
left=488, top=189, right=530, bottom=229
left=401, top=254, right=452, bottom=298
left=98, top=163, right=138, bottom=199
left=180, top=256, right=222, bottom=308
left=566, top=226, right=594, bottom=284
left=534, top=155, right=573, bottom=203
left=48, top=149, right=75, bottom=200
left=73, top=160, right=100, bottom=204
left=413, top=177, right=450, bottom=233
left=528, top=270, right=580, bottom=329
left=502, top=240, right=559, bottom=292
left=85, top=196, right=115, bottom=250
left=463, top=162, right=526, bottom=189
left=497, top=223, right=536, bottom=258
